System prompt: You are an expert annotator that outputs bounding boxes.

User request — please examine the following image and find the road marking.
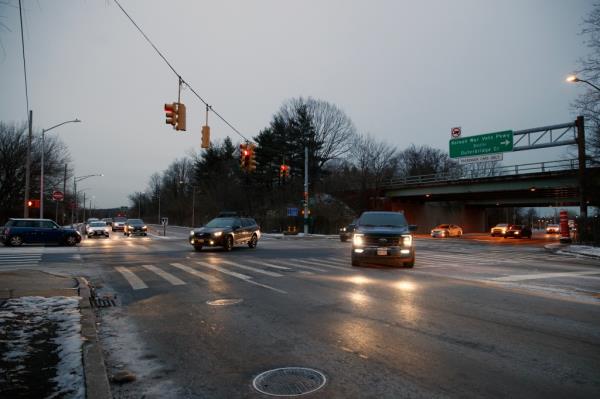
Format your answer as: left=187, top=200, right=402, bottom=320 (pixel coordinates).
left=196, top=261, right=287, bottom=294
left=0, top=255, right=41, bottom=260
left=115, top=266, right=148, bottom=290
left=490, top=271, right=600, bottom=282
left=142, top=264, right=186, bottom=286
left=301, top=258, right=348, bottom=271
left=245, top=259, right=292, bottom=270
left=273, top=259, right=327, bottom=272
left=170, top=263, right=220, bottom=283
left=217, top=260, right=283, bottom=277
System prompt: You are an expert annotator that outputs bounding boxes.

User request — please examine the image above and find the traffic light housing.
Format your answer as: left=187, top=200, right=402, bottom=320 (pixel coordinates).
left=27, top=199, right=40, bottom=208
left=164, top=102, right=186, bottom=131
left=279, top=164, right=290, bottom=178
left=165, top=103, right=177, bottom=128
left=27, top=200, right=33, bottom=207
left=248, top=144, right=257, bottom=172
left=240, top=144, right=249, bottom=170
left=176, top=102, right=186, bottom=131
left=201, top=125, right=210, bottom=148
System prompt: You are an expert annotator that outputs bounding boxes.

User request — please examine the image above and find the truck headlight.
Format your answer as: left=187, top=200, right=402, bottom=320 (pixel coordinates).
left=402, top=234, right=413, bottom=247
left=353, top=233, right=364, bottom=246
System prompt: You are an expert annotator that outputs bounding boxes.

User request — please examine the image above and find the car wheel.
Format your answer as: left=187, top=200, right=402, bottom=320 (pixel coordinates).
left=194, top=245, right=203, bottom=252
left=65, top=235, right=78, bottom=246
left=351, top=258, right=360, bottom=267
left=9, top=235, right=23, bottom=247
left=223, top=235, right=234, bottom=252
left=143, top=233, right=147, bottom=236
left=248, top=234, right=258, bottom=248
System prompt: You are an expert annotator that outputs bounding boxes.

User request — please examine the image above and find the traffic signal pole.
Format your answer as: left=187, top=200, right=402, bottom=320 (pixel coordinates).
left=577, top=115, right=587, bottom=219
left=24, top=110, right=32, bottom=218
left=304, top=145, right=309, bottom=235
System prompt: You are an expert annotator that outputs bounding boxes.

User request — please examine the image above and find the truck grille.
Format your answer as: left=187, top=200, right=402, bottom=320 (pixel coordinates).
left=363, top=236, right=401, bottom=246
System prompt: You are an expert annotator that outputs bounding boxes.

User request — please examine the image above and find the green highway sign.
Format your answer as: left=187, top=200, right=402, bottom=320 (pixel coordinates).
left=449, top=130, right=513, bottom=158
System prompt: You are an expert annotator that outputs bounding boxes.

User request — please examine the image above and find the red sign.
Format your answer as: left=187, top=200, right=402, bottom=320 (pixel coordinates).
left=451, top=127, right=461, bottom=138
left=52, top=191, right=65, bottom=201
left=559, top=210, right=569, bottom=238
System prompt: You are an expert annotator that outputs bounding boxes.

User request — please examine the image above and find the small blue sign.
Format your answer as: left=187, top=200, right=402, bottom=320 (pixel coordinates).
left=287, top=207, right=299, bottom=217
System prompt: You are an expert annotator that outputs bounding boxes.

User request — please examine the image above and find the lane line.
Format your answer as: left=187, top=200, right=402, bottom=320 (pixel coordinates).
left=245, top=259, right=292, bottom=270
left=115, top=266, right=148, bottom=290
left=170, top=262, right=220, bottom=283
left=142, top=264, right=186, bottom=286
left=217, top=260, right=283, bottom=277
left=196, top=261, right=287, bottom=294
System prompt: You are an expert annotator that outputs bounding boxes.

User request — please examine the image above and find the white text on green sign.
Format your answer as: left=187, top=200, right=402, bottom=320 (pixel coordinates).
left=449, top=130, right=513, bottom=158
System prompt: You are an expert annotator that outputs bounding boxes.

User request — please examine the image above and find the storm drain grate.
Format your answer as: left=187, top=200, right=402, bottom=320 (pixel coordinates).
left=90, top=295, right=117, bottom=308
left=252, top=367, right=327, bottom=397
left=206, top=298, right=243, bottom=306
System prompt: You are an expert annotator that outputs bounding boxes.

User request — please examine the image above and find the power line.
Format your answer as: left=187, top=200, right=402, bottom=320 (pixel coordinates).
left=113, top=0, right=249, bottom=142
left=18, top=0, right=29, bottom=115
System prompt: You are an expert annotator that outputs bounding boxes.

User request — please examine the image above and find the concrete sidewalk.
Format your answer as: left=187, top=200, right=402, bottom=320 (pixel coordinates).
left=0, top=270, right=111, bottom=399
left=545, top=243, right=600, bottom=260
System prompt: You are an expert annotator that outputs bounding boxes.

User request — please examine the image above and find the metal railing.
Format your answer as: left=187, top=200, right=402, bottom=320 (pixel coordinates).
left=382, top=158, right=596, bottom=188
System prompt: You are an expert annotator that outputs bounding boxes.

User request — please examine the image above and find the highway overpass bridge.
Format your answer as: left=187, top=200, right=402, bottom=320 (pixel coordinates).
left=379, top=159, right=600, bottom=233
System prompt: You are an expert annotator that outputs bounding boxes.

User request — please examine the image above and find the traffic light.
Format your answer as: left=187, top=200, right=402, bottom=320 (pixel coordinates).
left=27, top=200, right=33, bottom=207
left=176, top=102, right=186, bottom=131
left=248, top=144, right=257, bottom=172
left=164, top=102, right=186, bottom=131
left=165, top=103, right=177, bottom=128
left=201, top=125, right=210, bottom=148
left=240, top=144, right=250, bottom=170
left=27, top=199, right=40, bottom=208
left=279, top=164, right=290, bottom=178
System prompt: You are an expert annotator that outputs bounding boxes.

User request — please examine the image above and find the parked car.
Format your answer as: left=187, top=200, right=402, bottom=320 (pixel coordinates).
left=490, top=223, right=509, bottom=237
left=87, top=221, right=110, bottom=238
left=1, top=218, right=81, bottom=246
left=339, top=220, right=357, bottom=242
left=430, top=224, right=463, bottom=238
left=189, top=216, right=260, bottom=251
left=351, top=211, right=416, bottom=268
left=546, top=224, right=560, bottom=234
left=124, top=219, right=148, bottom=236
left=112, top=217, right=127, bottom=232
left=504, top=225, right=532, bottom=239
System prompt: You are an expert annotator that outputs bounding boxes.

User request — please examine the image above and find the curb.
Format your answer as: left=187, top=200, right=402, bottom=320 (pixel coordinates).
left=77, top=277, right=112, bottom=399
left=544, top=243, right=600, bottom=260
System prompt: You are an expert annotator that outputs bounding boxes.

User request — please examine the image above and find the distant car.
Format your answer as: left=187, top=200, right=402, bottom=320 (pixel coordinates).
left=504, top=225, right=532, bottom=239
left=112, top=217, right=127, bottom=232
left=124, top=219, right=147, bottom=236
left=546, top=224, right=560, bottom=234
left=351, top=211, right=416, bottom=268
left=189, top=216, right=260, bottom=252
left=101, top=217, right=113, bottom=226
left=431, top=224, right=463, bottom=238
left=87, top=221, right=110, bottom=238
left=339, top=221, right=357, bottom=242
left=1, top=218, right=81, bottom=246
left=491, top=223, right=509, bottom=237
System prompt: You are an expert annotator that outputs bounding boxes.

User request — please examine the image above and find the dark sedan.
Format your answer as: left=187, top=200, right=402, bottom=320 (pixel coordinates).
left=351, top=211, right=417, bottom=268
left=339, top=221, right=356, bottom=242
left=124, top=219, right=148, bottom=236
left=504, top=225, right=532, bottom=239
left=189, top=216, right=260, bottom=252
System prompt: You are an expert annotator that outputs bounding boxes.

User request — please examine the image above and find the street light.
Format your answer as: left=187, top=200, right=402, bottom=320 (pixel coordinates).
left=566, top=75, right=600, bottom=92
left=40, top=118, right=81, bottom=218
left=72, top=174, right=103, bottom=224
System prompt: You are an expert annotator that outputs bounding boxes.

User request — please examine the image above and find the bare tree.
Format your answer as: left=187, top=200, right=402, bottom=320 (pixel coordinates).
left=396, top=144, right=459, bottom=177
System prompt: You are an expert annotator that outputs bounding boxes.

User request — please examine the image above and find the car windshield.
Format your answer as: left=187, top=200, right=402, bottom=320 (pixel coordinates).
left=496, top=224, right=508, bottom=227
left=90, top=222, right=106, bottom=227
left=436, top=224, right=450, bottom=229
left=358, top=212, right=408, bottom=227
left=114, top=217, right=127, bottom=222
left=205, top=217, right=237, bottom=228
left=127, top=219, right=143, bottom=224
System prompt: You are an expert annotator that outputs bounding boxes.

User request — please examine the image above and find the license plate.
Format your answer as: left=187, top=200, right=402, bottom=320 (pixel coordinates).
left=196, top=239, right=204, bottom=243
left=377, top=248, right=387, bottom=256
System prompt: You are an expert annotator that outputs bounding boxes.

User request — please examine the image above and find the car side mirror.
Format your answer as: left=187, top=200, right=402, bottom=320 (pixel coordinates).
left=409, top=225, right=418, bottom=232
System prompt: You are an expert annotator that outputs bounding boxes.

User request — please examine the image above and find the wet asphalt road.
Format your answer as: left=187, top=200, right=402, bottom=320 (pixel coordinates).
left=3, top=231, right=600, bottom=398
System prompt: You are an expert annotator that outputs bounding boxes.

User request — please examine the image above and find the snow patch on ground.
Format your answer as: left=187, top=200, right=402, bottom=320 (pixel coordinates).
left=0, top=296, right=84, bottom=398
left=557, top=245, right=600, bottom=259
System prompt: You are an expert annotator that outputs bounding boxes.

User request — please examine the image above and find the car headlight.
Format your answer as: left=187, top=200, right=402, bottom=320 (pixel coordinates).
left=402, top=234, right=413, bottom=247
left=213, top=231, right=223, bottom=237
left=190, top=230, right=195, bottom=236
left=353, top=233, right=364, bottom=246
left=341, top=227, right=346, bottom=232
left=143, top=225, right=147, bottom=230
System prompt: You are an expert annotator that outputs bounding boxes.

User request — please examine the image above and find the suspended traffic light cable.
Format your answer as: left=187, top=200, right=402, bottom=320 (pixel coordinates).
left=18, top=0, right=30, bottom=116
left=113, top=0, right=249, bottom=142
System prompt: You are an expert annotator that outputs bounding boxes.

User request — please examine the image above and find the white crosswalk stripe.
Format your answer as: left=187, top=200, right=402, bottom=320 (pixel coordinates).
left=296, top=258, right=348, bottom=271
left=196, top=261, right=287, bottom=294
left=142, top=264, right=186, bottom=286
left=217, top=260, right=283, bottom=277
left=0, top=252, right=42, bottom=269
left=170, top=263, right=220, bottom=283
left=272, top=259, right=327, bottom=272
left=244, top=259, right=294, bottom=271
left=115, top=266, right=148, bottom=290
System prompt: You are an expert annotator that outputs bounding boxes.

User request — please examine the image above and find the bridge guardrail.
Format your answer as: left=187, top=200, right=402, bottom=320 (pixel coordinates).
left=382, top=158, right=597, bottom=188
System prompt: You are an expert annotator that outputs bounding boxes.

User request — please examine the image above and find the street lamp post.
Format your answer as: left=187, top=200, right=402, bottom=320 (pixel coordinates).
left=566, top=75, right=600, bottom=92
left=40, top=119, right=80, bottom=219
left=72, top=174, right=103, bottom=224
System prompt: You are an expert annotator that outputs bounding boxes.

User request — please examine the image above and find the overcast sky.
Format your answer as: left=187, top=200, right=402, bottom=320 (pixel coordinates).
left=0, top=0, right=594, bottom=208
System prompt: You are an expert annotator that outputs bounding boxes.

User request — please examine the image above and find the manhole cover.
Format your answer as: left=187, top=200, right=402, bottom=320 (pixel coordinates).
left=206, top=298, right=243, bottom=306
left=252, top=367, right=327, bottom=397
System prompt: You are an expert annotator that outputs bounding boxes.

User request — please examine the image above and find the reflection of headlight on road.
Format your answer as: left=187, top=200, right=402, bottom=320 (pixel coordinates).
left=213, top=231, right=222, bottom=237
left=353, top=234, right=364, bottom=246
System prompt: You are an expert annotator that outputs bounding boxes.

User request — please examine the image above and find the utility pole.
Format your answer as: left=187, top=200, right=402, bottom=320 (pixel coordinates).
left=304, top=145, right=309, bottom=235
left=24, top=110, right=32, bottom=217
left=63, top=164, right=67, bottom=225
left=576, top=115, right=587, bottom=219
